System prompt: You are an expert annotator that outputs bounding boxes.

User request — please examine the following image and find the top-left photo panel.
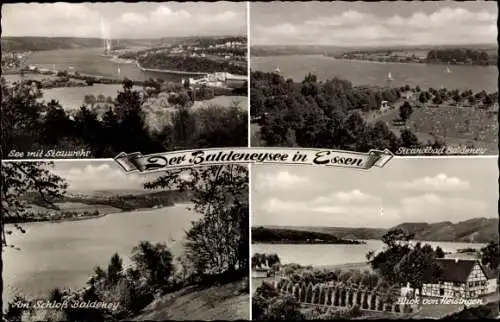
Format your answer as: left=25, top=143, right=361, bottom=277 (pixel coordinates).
left=1, top=2, right=249, bottom=160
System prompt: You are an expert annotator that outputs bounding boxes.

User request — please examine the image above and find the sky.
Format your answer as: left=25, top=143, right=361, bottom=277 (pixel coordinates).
left=1, top=2, right=247, bottom=39
left=251, top=1, right=497, bottom=46
left=252, top=157, right=498, bottom=228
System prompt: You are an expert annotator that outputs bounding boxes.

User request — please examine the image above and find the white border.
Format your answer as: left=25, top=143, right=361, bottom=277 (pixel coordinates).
left=246, top=1, right=253, bottom=320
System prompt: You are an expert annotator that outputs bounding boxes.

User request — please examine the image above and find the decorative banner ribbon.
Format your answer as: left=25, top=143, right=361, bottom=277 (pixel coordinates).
left=114, top=148, right=394, bottom=174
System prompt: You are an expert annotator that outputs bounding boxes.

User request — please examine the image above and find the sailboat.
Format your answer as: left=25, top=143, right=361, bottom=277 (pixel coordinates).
left=117, top=67, right=121, bottom=75
left=446, top=67, right=452, bottom=74
left=387, top=72, right=393, bottom=81
left=168, top=233, right=175, bottom=242
left=274, top=65, right=281, bottom=74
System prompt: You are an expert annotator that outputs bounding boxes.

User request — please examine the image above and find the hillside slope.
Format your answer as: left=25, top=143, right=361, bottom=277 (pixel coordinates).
left=133, top=280, right=249, bottom=321
left=261, top=217, right=498, bottom=243
left=392, top=217, right=499, bottom=243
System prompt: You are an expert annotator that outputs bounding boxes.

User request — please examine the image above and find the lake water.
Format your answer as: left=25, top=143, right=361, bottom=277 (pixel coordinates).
left=252, top=55, right=498, bottom=93
left=252, top=240, right=486, bottom=267
left=2, top=204, right=199, bottom=308
left=25, top=47, right=184, bottom=82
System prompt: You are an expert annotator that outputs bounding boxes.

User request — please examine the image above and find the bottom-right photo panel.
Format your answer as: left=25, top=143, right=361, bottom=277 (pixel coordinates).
left=251, top=157, right=499, bottom=320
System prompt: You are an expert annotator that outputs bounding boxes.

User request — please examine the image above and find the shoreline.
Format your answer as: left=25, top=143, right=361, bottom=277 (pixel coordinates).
left=329, top=56, right=495, bottom=67
left=252, top=54, right=495, bottom=67
left=252, top=241, right=364, bottom=245
left=4, top=202, right=194, bottom=226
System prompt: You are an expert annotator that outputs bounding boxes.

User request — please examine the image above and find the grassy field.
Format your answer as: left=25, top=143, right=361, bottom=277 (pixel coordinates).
left=373, top=104, right=498, bottom=153
left=134, top=280, right=249, bottom=321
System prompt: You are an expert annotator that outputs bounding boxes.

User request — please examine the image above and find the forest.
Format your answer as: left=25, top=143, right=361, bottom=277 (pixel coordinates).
left=1, top=77, right=247, bottom=159
left=427, top=48, right=493, bottom=65
left=138, top=54, right=246, bottom=75
left=251, top=71, right=418, bottom=151
left=252, top=227, right=363, bottom=244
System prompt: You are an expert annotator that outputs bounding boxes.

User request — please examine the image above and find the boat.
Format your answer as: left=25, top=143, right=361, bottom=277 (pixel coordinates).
left=387, top=72, right=393, bottom=81
left=446, top=67, right=452, bottom=74
left=117, top=67, right=121, bottom=75
left=274, top=65, right=281, bottom=73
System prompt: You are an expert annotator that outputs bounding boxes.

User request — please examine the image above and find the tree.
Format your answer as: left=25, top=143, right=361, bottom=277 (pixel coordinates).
left=144, top=165, right=248, bottom=279
left=399, top=101, right=413, bottom=122
left=480, top=241, right=499, bottom=270
left=435, top=246, right=445, bottom=259
left=41, top=101, right=72, bottom=145
left=131, top=241, right=174, bottom=293
left=83, top=94, right=97, bottom=107
left=394, top=243, right=442, bottom=296
left=253, top=282, right=304, bottom=321
left=418, top=92, right=428, bottom=104
left=432, top=92, right=443, bottom=105
left=400, top=129, right=420, bottom=148
left=1, top=162, right=67, bottom=315
left=369, top=229, right=414, bottom=284
left=1, top=78, right=44, bottom=157
left=107, top=253, right=124, bottom=285
left=482, top=95, right=493, bottom=107
left=267, top=254, right=281, bottom=268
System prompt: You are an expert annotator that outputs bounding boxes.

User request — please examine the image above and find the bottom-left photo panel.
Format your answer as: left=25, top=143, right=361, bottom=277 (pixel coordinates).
left=1, top=160, right=250, bottom=321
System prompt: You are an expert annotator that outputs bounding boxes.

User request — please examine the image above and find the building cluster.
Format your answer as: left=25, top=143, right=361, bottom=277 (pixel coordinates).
left=420, top=259, right=498, bottom=299
left=184, top=72, right=247, bottom=89
left=1, top=51, right=31, bottom=70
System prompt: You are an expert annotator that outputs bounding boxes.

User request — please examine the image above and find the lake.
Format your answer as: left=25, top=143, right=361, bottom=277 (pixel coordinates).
left=252, top=55, right=498, bottom=93
left=252, top=240, right=485, bottom=268
left=25, top=47, right=184, bottom=82
left=2, top=204, right=199, bottom=309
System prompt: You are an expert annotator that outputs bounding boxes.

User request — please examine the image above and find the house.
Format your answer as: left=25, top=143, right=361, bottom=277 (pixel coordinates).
left=380, top=101, right=391, bottom=112
left=421, top=259, right=496, bottom=298
left=401, top=90, right=414, bottom=100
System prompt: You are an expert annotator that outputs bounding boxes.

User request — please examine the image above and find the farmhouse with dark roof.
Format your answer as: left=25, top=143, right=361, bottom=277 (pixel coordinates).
left=421, top=258, right=498, bottom=298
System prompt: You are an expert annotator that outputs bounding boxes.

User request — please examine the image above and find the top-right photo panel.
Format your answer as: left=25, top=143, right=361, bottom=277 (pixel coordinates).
left=250, top=1, right=498, bottom=156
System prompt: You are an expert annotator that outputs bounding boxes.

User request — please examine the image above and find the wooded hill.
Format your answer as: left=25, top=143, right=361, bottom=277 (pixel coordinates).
left=258, top=217, right=499, bottom=243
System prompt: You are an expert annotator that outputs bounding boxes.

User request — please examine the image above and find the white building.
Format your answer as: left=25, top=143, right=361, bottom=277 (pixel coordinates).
left=421, top=259, right=496, bottom=298
left=380, top=101, right=391, bottom=112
